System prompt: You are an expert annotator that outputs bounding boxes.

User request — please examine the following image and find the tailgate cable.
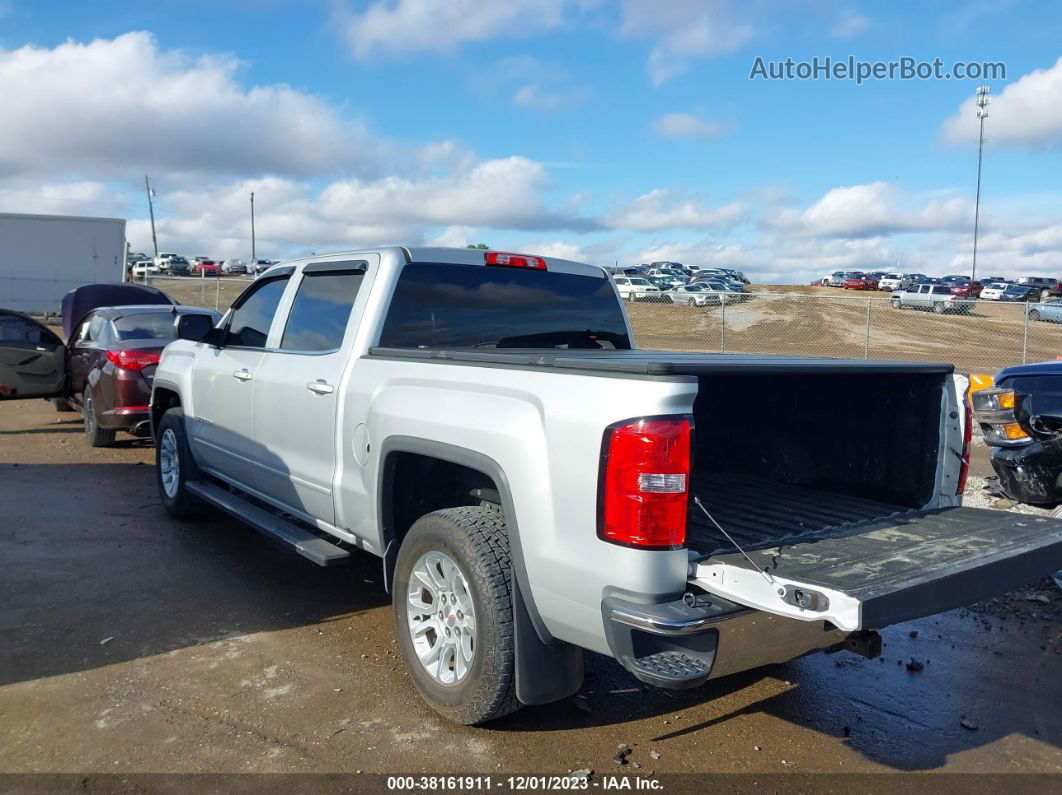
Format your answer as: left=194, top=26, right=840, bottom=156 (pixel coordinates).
left=693, top=495, right=777, bottom=586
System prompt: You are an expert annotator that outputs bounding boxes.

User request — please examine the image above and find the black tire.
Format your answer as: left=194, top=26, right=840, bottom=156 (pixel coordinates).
left=933, top=302, right=945, bottom=314
left=82, top=391, right=116, bottom=447
left=1029, top=309, right=1041, bottom=322
left=155, top=408, right=203, bottom=519
left=51, top=397, right=76, bottom=412
left=891, top=298, right=902, bottom=309
left=393, top=506, right=519, bottom=725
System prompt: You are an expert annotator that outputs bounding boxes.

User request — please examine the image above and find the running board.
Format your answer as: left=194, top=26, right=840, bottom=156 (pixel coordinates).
left=186, top=480, right=351, bottom=566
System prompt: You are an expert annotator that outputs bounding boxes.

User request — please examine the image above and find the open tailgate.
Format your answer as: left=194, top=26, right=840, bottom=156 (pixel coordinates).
left=689, top=507, right=1062, bottom=631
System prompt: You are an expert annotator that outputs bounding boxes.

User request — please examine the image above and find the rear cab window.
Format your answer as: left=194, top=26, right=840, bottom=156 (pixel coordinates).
left=280, top=263, right=365, bottom=352
left=378, top=262, right=631, bottom=350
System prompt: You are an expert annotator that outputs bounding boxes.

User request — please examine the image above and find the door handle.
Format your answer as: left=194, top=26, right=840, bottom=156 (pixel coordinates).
left=232, top=369, right=253, bottom=381
left=306, top=380, right=334, bottom=395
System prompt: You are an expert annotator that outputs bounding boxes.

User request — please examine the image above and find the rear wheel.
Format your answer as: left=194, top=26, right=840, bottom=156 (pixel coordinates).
left=82, top=391, right=116, bottom=447
left=393, top=506, right=519, bottom=725
left=933, top=302, right=946, bottom=314
left=1029, top=309, right=1041, bottom=322
left=891, top=297, right=902, bottom=309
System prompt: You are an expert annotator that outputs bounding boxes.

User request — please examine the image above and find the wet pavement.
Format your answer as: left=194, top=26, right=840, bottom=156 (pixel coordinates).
left=1, top=398, right=1060, bottom=777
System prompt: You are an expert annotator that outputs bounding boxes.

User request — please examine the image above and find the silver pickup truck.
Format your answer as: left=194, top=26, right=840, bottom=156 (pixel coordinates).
left=148, top=246, right=1062, bottom=725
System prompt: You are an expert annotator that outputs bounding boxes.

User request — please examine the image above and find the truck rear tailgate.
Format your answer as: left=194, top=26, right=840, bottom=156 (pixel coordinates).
left=690, top=506, right=1062, bottom=631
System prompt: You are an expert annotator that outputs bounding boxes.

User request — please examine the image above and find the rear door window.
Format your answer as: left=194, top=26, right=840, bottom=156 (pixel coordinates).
left=280, top=267, right=365, bottom=352
left=379, top=262, right=631, bottom=350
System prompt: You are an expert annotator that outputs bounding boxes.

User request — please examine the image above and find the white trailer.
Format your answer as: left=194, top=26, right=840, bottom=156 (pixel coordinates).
left=0, top=213, right=127, bottom=314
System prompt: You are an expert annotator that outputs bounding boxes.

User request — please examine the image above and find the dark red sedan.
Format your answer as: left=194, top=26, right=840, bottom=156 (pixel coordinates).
left=950, top=281, right=983, bottom=298
left=843, top=273, right=879, bottom=290
left=66, top=305, right=220, bottom=445
left=1, top=302, right=219, bottom=446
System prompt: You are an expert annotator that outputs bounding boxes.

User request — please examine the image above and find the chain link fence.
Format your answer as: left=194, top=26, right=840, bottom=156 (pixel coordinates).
left=144, top=274, right=253, bottom=313
left=142, top=275, right=1061, bottom=375
left=624, top=290, right=1062, bottom=374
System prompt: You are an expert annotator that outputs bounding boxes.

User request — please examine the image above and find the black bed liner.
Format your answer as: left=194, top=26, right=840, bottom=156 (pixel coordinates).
left=688, top=473, right=912, bottom=556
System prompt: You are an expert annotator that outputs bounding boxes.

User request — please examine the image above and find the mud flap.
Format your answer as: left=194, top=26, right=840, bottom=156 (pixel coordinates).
left=689, top=507, right=1062, bottom=631
left=513, top=579, right=583, bottom=705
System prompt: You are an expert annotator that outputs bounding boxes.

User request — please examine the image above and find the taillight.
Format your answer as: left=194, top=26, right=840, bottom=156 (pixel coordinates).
left=106, top=350, right=161, bottom=371
left=957, top=398, right=973, bottom=495
left=599, top=417, right=692, bottom=549
left=484, top=251, right=547, bottom=270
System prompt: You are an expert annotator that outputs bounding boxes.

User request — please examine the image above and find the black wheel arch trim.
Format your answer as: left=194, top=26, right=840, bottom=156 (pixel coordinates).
left=378, top=436, right=584, bottom=706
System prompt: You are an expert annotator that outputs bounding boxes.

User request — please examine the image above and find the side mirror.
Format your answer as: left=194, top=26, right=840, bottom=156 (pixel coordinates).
left=176, top=313, right=221, bottom=344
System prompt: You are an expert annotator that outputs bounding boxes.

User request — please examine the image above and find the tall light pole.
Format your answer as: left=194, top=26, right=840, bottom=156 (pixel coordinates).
left=971, top=85, right=991, bottom=283
left=250, top=192, right=256, bottom=265
left=144, top=175, right=159, bottom=260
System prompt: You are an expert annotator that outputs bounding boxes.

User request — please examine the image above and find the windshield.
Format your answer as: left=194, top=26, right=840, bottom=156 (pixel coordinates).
left=113, top=313, right=177, bottom=341
left=379, top=263, right=632, bottom=350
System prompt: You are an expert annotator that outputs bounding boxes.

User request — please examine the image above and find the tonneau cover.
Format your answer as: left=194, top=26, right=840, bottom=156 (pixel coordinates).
left=368, top=347, right=955, bottom=377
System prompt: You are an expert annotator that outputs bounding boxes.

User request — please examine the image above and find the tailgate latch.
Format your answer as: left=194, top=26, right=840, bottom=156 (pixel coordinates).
left=781, top=585, right=829, bottom=612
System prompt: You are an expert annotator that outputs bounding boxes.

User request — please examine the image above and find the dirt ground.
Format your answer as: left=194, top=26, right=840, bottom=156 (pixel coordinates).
left=627, top=285, right=1062, bottom=375
left=1, top=398, right=1060, bottom=784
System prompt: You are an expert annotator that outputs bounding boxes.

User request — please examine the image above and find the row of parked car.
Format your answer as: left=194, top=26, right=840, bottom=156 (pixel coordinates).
left=823, top=270, right=1062, bottom=303
left=127, top=252, right=276, bottom=280
left=606, top=262, right=752, bottom=306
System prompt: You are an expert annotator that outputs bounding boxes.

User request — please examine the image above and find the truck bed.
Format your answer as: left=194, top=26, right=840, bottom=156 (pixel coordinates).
left=687, top=472, right=913, bottom=557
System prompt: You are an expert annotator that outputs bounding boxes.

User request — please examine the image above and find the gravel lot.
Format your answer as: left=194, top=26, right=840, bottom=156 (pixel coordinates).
left=1, top=397, right=1060, bottom=780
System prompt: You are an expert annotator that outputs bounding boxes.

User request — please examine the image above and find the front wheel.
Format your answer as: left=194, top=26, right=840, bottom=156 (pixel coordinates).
left=1029, top=309, right=1041, bottom=322
left=156, top=408, right=203, bottom=519
left=933, top=302, right=946, bottom=314
left=393, top=506, right=519, bottom=725
left=891, top=298, right=902, bottom=309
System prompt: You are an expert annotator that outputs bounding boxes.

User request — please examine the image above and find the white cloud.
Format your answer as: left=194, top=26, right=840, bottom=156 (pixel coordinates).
left=653, top=112, right=732, bottom=141
left=517, top=240, right=589, bottom=261
left=764, top=182, right=972, bottom=238
left=829, top=11, right=870, bottom=40
left=619, top=0, right=756, bottom=85
left=0, top=32, right=399, bottom=180
left=941, top=57, right=1062, bottom=150
left=475, top=56, right=590, bottom=112
left=340, top=0, right=588, bottom=59
left=606, top=189, right=746, bottom=231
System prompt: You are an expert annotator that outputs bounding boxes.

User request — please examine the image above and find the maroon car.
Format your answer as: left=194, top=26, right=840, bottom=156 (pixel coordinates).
left=1, top=287, right=219, bottom=446
left=950, top=281, right=983, bottom=298
left=195, top=258, right=221, bottom=276
left=843, top=272, right=878, bottom=290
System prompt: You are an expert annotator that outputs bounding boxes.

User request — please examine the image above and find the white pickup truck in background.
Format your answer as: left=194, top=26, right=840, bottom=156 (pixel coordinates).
left=149, top=246, right=1062, bottom=724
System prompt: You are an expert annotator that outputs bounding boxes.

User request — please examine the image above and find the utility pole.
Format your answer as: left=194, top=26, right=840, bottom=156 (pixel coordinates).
left=971, top=85, right=991, bottom=283
left=250, top=192, right=256, bottom=264
left=144, top=175, right=158, bottom=259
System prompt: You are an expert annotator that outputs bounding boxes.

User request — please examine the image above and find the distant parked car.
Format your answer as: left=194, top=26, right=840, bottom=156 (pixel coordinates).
left=843, top=273, right=878, bottom=290
left=1015, top=276, right=1062, bottom=302
left=890, top=283, right=974, bottom=314
left=131, top=261, right=159, bottom=279
left=1028, top=299, right=1062, bottom=323
left=979, top=276, right=1007, bottom=285
left=877, top=273, right=904, bottom=291
left=249, top=258, right=274, bottom=275
left=941, top=274, right=970, bottom=284
left=999, top=284, right=1039, bottom=302
left=222, top=258, right=248, bottom=275
left=154, top=252, right=181, bottom=272
left=193, top=258, right=220, bottom=276
left=613, top=276, right=661, bottom=301
left=979, top=282, right=1010, bottom=301
left=665, top=284, right=718, bottom=306
left=950, top=281, right=983, bottom=298
left=167, top=256, right=192, bottom=276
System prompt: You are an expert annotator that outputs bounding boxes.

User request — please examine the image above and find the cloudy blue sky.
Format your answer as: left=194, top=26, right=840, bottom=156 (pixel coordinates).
left=1, top=0, right=1061, bottom=282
